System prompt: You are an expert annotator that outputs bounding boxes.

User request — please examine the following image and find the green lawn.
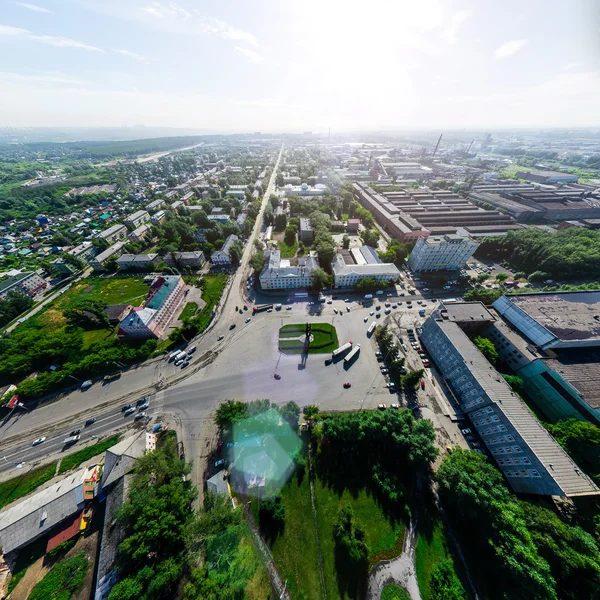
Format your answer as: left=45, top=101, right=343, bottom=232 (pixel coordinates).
left=56, top=276, right=149, bottom=308
left=382, top=584, right=411, bottom=600
left=0, top=463, right=57, bottom=510
left=58, top=435, right=119, bottom=474
left=82, top=327, right=117, bottom=349
left=278, top=239, right=298, bottom=258
left=278, top=323, right=339, bottom=354
left=180, top=301, right=198, bottom=321
left=415, top=510, right=465, bottom=600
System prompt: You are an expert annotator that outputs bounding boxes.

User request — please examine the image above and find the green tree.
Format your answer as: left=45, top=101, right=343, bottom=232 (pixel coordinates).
left=473, top=336, right=498, bottom=363
left=274, top=212, right=287, bottom=231
left=529, top=270, right=550, bottom=282
left=284, top=225, right=297, bottom=246
left=315, top=240, right=335, bottom=266
left=546, top=418, right=600, bottom=479
left=362, top=228, right=380, bottom=248
left=312, top=268, right=333, bottom=290
left=495, top=272, right=509, bottom=283
left=280, top=400, right=301, bottom=428
left=430, top=559, right=466, bottom=600
left=250, top=250, right=265, bottom=273
left=342, top=235, right=350, bottom=249
left=228, top=241, right=243, bottom=265
left=215, top=400, right=247, bottom=431
left=462, top=287, right=502, bottom=305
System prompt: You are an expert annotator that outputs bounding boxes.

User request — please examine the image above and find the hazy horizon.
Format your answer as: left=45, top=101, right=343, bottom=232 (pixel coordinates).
left=1, top=0, right=599, bottom=131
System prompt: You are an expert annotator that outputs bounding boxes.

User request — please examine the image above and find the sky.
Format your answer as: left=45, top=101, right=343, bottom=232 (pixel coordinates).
left=0, top=0, right=599, bottom=132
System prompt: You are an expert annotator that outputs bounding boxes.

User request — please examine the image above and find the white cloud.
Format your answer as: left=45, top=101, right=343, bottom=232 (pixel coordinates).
left=112, top=48, right=153, bottom=64
left=205, top=17, right=258, bottom=47
left=0, top=25, right=104, bottom=52
left=234, top=46, right=263, bottom=63
left=0, top=71, right=90, bottom=86
left=439, top=10, right=472, bottom=44
left=143, top=1, right=190, bottom=20
left=494, top=39, right=527, bottom=59
left=15, top=2, right=52, bottom=13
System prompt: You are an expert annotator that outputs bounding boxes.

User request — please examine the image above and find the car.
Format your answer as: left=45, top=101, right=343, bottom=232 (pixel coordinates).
left=392, top=304, right=397, bottom=309
left=274, top=373, right=281, bottom=380
left=422, top=360, right=431, bottom=367
left=181, top=360, right=189, bottom=368
left=400, top=367, right=407, bottom=375
left=384, top=309, right=391, bottom=314
left=124, top=407, right=135, bottom=416
left=344, top=298, right=350, bottom=303
left=378, top=404, right=387, bottom=410
left=390, top=403, right=400, bottom=409
left=420, top=379, right=425, bottom=390
left=376, top=305, right=381, bottom=311
left=381, top=368, right=389, bottom=374
left=229, top=323, right=236, bottom=330
left=346, top=306, right=350, bottom=312
left=387, top=293, right=393, bottom=297
left=136, top=397, right=148, bottom=407
left=70, top=429, right=81, bottom=436
left=267, top=308, right=273, bottom=312
left=375, top=351, right=382, bottom=357
left=217, top=335, right=224, bottom=341
left=465, top=435, right=475, bottom=441
left=64, top=435, right=80, bottom=444
left=343, top=382, right=351, bottom=388
left=175, top=359, right=184, bottom=367
left=325, top=358, right=332, bottom=366
left=419, top=351, right=427, bottom=358
left=377, top=355, right=384, bottom=362
left=389, top=385, right=397, bottom=393
left=327, top=300, right=332, bottom=304
left=245, top=317, right=251, bottom=323
left=286, top=306, right=292, bottom=310
left=423, top=287, right=430, bottom=292
left=461, top=428, right=472, bottom=435
left=31, top=437, right=46, bottom=446
left=333, top=308, right=338, bottom=314
left=364, top=316, right=369, bottom=322
left=243, top=305, right=248, bottom=311
left=376, top=313, right=381, bottom=318
left=122, top=404, right=133, bottom=412
left=134, top=412, right=147, bottom=421
left=187, top=346, right=196, bottom=354
left=370, top=311, right=374, bottom=315
left=85, top=418, right=96, bottom=427
left=446, top=445, right=454, bottom=454
left=138, top=401, right=149, bottom=411
left=471, top=442, right=481, bottom=448
left=385, top=302, right=390, bottom=307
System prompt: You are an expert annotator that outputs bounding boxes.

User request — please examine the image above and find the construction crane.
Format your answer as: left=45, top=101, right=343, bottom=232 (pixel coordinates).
left=464, top=139, right=474, bottom=156
left=432, top=133, right=443, bottom=157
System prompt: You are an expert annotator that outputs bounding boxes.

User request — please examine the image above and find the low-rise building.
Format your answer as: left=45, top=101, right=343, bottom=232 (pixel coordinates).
left=98, top=224, right=127, bottom=244
left=116, top=254, right=161, bottom=271
left=330, top=251, right=400, bottom=288
left=118, top=275, right=186, bottom=338
left=283, top=183, right=327, bottom=196
left=407, top=234, right=479, bottom=272
left=347, top=219, right=360, bottom=233
left=211, top=234, right=239, bottom=265
left=89, top=242, right=126, bottom=271
left=128, top=223, right=152, bottom=243
left=51, top=257, right=77, bottom=275
left=68, top=241, right=96, bottom=261
left=146, top=199, right=165, bottom=213
left=124, top=210, right=150, bottom=230
left=0, top=271, right=47, bottom=299
left=150, top=210, right=167, bottom=225
left=299, top=218, right=313, bottom=243
left=164, top=251, right=206, bottom=269
left=208, top=214, right=230, bottom=224
left=259, top=250, right=319, bottom=290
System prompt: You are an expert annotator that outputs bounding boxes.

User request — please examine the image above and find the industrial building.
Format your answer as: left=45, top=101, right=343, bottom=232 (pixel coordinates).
left=407, top=234, right=479, bottom=272
left=0, top=271, right=47, bottom=299
left=420, top=302, right=599, bottom=497
left=515, top=170, right=579, bottom=184
left=259, top=250, right=319, bottom=290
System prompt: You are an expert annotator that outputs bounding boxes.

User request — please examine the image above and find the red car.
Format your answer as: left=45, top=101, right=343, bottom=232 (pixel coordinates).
left=274, top=373, right=281, bottom=380
left=420, top=379, right=425, bottom=390
left=343, top=382, right=351, bottom=388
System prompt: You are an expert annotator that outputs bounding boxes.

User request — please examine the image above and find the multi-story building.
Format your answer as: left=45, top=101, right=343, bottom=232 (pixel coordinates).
left=164, top=251, right=206, bottom=269
left=124, top=210, right=150, bottom=230
left=181, top=191, right=195, bottom=205
left=89, top=242, right=126, bottom=271
left=116, top=254, right=161, bottom=271
left=0, top=271, right=47, bottom=299
left=146, top=199, right=165, bottom=213
left=98, top=224, right=128, bottom=244
left=128, top=223, right=152, bottom=243
left=420, top=302, right=599, bottom=497
left=408, top=234, right=479, bottom=272
left=299, top=218, right=313, bottom=243
left=259, top=250, right=319, bottom=290
left=68, top=241, right=96, bottom=262
left=330, top=251, right=400, bottom=288
left=118, top=275, right=186, bottom=339
left=283, top=183, right=327, bottom=196
left=211, top=234, right=239, bottom=265
left=150, top=210, right=167, bottom=225
left=51, top=257, right=76, bottom=275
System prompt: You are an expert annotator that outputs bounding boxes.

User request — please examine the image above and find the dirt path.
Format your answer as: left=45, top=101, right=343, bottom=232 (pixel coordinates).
left=365, top=516, right=422, bottom=600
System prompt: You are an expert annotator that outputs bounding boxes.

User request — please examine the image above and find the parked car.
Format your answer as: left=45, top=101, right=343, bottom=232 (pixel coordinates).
left=420, top=380, right=425, bottom=390
left=461, top=428, right=472, bottom=435
left=378, top=404, right=387, bottom=410
left=245, top=317, right=251, bottom=323
left=70, top=429, right=81, bottom=436
left=229, top=323, right=236, bottom=330
left=343, top=382, right=351, bottom=388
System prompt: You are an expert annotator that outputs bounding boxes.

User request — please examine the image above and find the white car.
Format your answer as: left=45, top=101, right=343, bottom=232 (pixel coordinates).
left=267, top=308, right=273, bottom=312
left=346, top=306, right=350, bottom=312
left=245, top=317, right=251, bottom=323
left=32, top=437, right=46, bottom=446
left=217, top=335, right=224, bottom=341
left=286, top=306, right=292, bottom=310
left=370, top=311, right=374, bottom=316
left=364, top=316, right=369, bottom=322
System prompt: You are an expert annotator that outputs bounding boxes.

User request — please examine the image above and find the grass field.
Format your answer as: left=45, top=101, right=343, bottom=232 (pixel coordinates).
left=382, top=584, right=411, bottom=600
left=415, top=510, right=465, bottom=600
left=278, top=239, right=298, bottom=258
left=0, top=463, right=57, bottom=510
left=58, top=435, right=119, bottom=474
left=179, top=301, right=198, bottom=321
left=278, top=323, right=338, bottom=354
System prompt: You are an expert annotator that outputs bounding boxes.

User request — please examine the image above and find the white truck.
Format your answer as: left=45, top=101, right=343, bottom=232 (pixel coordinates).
left=344, top=344, right=361, bottom=365
left=332, top=341, right=353, bottom=359
left=367, top=322, right=376, bottom=336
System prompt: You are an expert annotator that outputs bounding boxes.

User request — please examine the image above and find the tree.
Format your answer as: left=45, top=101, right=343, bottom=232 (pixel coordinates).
left=215, top=400, right=247, bottom=431
left=315, top=240, right=335, bottom=266
left=495, top=272, right=509, bottom=283
left=333, top=505, right=369, bottom=567
left=228, top=241, right=243, bottom=265
left=303, top=404, right=319, bottom=419
left=274, top=213, right=287, bottom=231
left=430, top=559, right=466, bottom=600
left=362, top=228, right=380, bottom=248
left=355, top=278, right=379, bottom=292
left=546, top=418, right=600, bottom=479
left=250, top=250, right=265, bottom=273
left=280, top=401, right=301, bottom=428
left=529, top=270, right=550, bottom=282
left=269, top=194, right=280, bottom=209
left=477, top=273, right=490, bottom=283
left=63, top=298, right=110, bottom=329
left=342, top=235, right=350, bottom=249
left=473, top=336, right=498, bottom=363
left=312, top=268, right=333, bottom=290
left=402, top=369, right=424, bottom=390
left=462, top=287, right=502, bottom=305
left=284, top=225, right=297, bottom=246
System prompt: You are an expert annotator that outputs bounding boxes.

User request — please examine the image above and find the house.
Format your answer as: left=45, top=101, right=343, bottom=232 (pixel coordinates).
left=207, top=470, right=230, bottom=497
left=124, top=210, right=150, bottom=230
left=118, top=275, right=186, bottom=338
left=116, top=254, right=161, bottom=271
left=105, top=304, right=131, bottom=325
left=89, top=242, right=126, bottom=271
left=347, top=219, right=360, bottom=233
left=211, top=234, right=239, bottom=265
left=51, top=257, right=76, bottom=275
left=98, top=224, right=127, bottom=244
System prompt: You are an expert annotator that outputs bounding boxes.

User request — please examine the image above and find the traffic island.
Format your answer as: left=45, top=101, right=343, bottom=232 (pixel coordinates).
left=278, top=323, right=339, bottom=354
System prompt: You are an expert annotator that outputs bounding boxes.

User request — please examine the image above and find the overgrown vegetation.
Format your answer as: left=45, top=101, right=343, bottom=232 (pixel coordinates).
left=0, top=291, right=34, bottom=328
left=28, top=552, right=89, bottom=600
left=58, top=435, right=119, bottom=474
left=0, top=463, right=57, bottom=510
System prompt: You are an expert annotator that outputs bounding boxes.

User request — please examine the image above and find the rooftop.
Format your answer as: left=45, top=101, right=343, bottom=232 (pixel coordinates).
left=145, top=275, right=182, bottom=311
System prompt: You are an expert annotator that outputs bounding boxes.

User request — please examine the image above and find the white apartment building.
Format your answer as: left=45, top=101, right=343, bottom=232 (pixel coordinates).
left=331, top=253, right=401, bottom=288
left=259, top=251, right=319, bottom=290
left=211, top=234, right=239, bottom=265
left=98, top=223, right=128, bottom=244
left=124, top=210, right=150, bottom=229
left=407, top=234, right=479, bottom=272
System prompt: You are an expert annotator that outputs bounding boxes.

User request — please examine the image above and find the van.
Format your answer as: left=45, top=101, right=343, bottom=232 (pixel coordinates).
left=275, top=304, right=282, bottom=310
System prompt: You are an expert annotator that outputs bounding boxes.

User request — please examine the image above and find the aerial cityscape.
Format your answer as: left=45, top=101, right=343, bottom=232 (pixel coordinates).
left=1, top=1, right=600, bottom=600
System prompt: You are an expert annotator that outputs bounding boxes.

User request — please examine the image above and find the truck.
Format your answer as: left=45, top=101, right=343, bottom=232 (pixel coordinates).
left=367, top=322, right=376, bottom=336
left=253, top=304, right=274, bottom=314
left=344, top=344, right=361, bottom=365
left=332, top=341, right=353, bottom=360
left=173, top=350, right=187, bottom=363
left=169, top=350, right=181, bottom=362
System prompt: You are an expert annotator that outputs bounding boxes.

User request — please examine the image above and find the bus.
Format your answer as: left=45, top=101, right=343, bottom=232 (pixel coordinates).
left=367, top=322, right=376, bottom=336
left=332, top=341, right=353, bottom=359
left=294, top=292, right=309, bottom=298
left=253, top=304, right=273, bottom=314
left=344, top=344, right=361, bottom=365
